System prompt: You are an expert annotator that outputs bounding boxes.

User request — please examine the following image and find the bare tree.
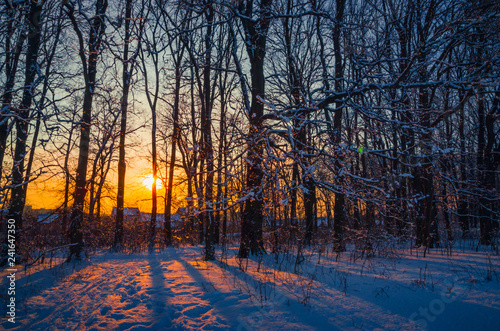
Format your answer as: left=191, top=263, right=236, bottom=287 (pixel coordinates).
left=0, top=1, right=27, bottom=185
left=3, top=0, right=44, bottom=263
left=236, top=0, right=274, bottom=258
left=65, top=0, right=109, bottom=261
left=115, top=0, right=145, bottom=251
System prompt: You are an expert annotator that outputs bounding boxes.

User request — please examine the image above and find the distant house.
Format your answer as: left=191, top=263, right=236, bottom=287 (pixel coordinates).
left=111, top=207, right=188, bottom=229
left=139, top=213, right=165, bottom=228
left=111, top=207, right=140, bottom=221
left=141, top=208, right=188, bottom=229
left=24, top=207, right=57, bottom=218
left=35, top=213, right=62, bottom=237
left=37, top=213, right=60, bottom=224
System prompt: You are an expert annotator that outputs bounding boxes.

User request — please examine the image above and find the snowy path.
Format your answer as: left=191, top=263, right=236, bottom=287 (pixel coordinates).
left=1, top=246, right=500, bottom=330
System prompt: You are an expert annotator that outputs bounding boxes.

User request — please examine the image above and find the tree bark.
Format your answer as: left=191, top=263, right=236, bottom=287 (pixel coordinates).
left=0, top=4, right=26, bottom=184
left=115, top=0, right=134, bottom=251
left=332, top=0, right=346, bottom=252
left=5, top=0, right=43, bottom=263
left=237, top=0, right=274, bottom=258
left=66, top=0, right=108, bottom=261
left=203, top=2, right=215, bottom=260
left=164, top=37, right=185, bottom=248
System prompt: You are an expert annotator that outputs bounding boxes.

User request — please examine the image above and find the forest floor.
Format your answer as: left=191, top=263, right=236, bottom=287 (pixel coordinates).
left=1, top=241, right=500, bottom=330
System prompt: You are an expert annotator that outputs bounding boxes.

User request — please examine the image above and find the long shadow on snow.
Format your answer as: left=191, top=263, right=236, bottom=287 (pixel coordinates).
left=168, top=248, right=238, bottom=328
left=0, top=260, right=88, bottom=330
left=245, top=251, right=500, bottom=331
left=217, top=257, right=343, bottom=331
left=146, top=253, right=174, bottom=329
left=247, top=249, right=495, bottom=292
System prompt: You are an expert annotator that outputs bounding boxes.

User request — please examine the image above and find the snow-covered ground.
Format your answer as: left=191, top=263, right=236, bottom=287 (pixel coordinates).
left=1, top=243, right=500, bottom=330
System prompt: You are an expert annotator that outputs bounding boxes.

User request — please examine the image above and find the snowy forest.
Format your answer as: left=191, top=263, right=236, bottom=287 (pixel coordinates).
left=1, top=0, right=500, bottom=330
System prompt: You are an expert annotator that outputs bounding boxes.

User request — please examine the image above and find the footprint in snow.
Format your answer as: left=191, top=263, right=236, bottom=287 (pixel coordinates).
left=100, top=305, right=112, bottom=315
left=181, top=304, right=211, bottom=317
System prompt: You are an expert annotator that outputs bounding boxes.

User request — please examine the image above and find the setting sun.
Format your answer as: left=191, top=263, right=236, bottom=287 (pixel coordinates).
left=142, top=174, right=163, bottom=190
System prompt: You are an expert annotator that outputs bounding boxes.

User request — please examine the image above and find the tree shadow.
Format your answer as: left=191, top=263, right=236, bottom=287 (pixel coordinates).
left=0, top=259, right=88, bottom=329
left=165, top=248, right=236, bottom=329
left=146, top=253, right=174, bottom=329
left=242, top=249, right=500, bottom=330
left=217, top=256, right=343, bottom=331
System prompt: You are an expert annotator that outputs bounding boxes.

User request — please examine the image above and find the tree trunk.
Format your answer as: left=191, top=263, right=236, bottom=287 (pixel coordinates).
left=5, top=0, right=43, bottom=263
left=204, top=2, right=215, bottom=260
left=479, top=89, right=500, bottom=245
left=458, top=90, right=470, bottom=238
left=216, top=52, right=230, bottom=246
left=164, top=40, right=185, bottom=248
left=237, top=0, right=274, bottom=258
left=0, top=5, right=26, bottom=184
left=22, top=6, right=64, bottom=207
left=414, top=0, right=438, bottom=249
left=62, top=121, right=75, bottom=235
left=332, top=0, right=346, bottom=252
left=66, top=0, right=108, bottom=261
left=115, top=0, right=134, bottom=251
